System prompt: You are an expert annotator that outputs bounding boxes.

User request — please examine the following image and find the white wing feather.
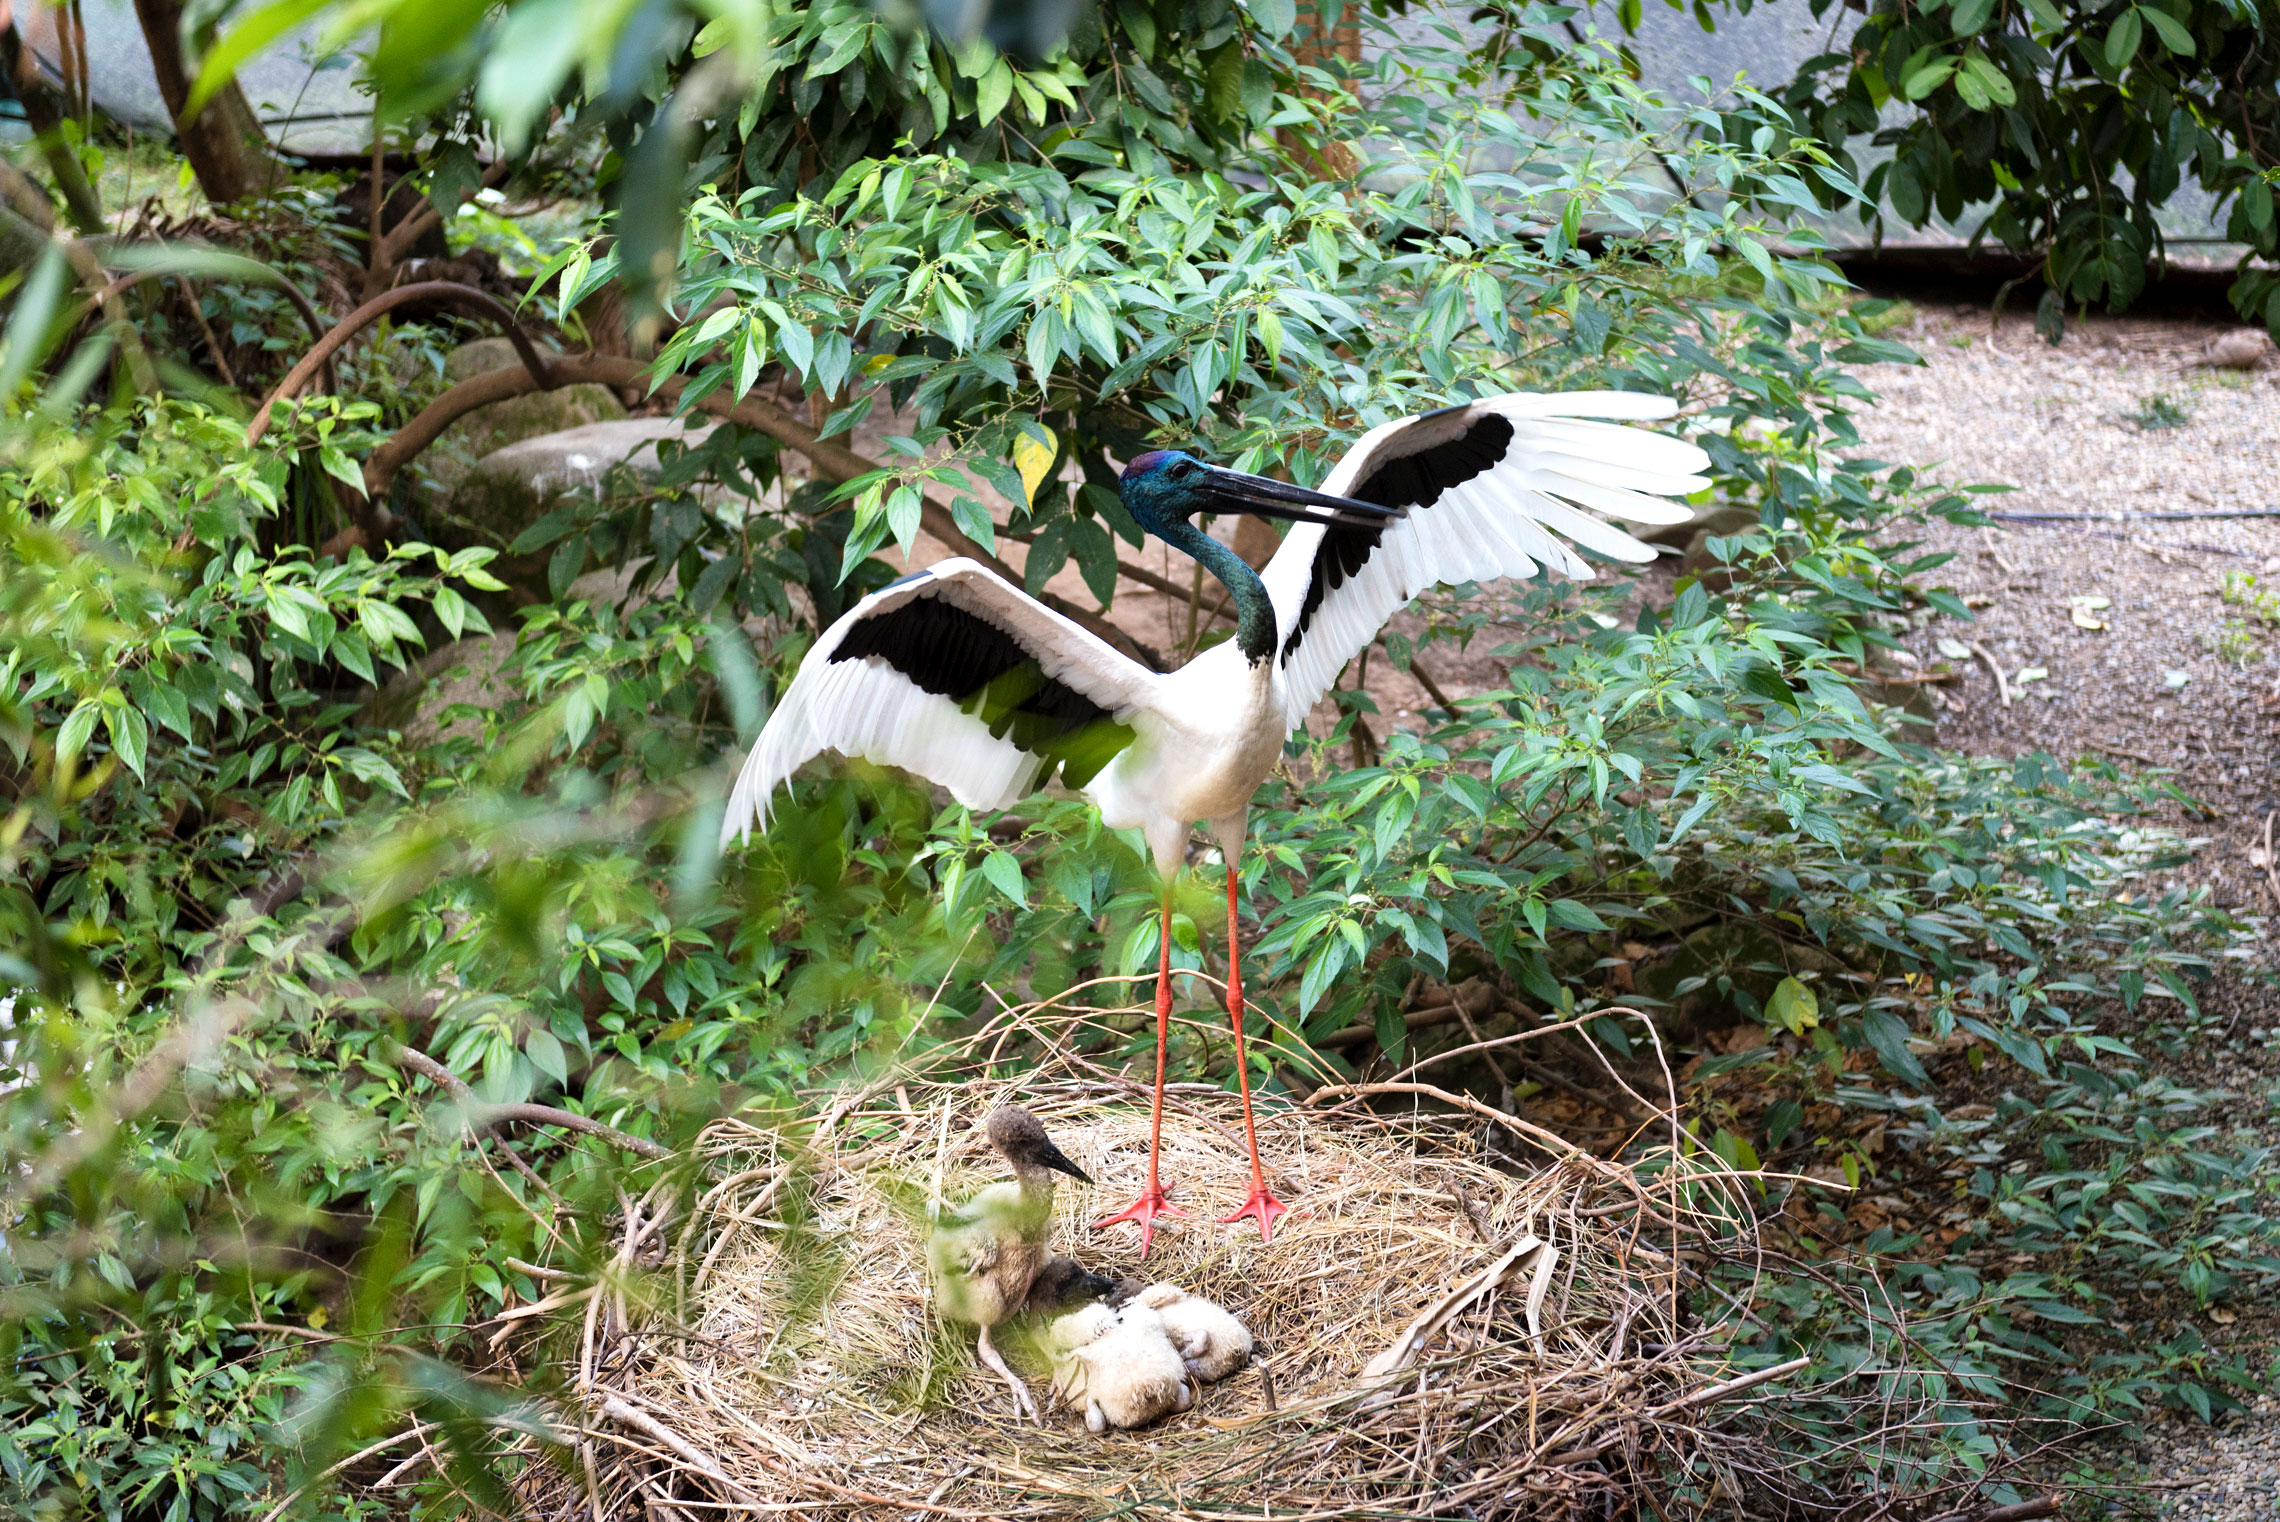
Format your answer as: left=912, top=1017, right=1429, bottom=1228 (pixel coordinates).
left=1263, top=392, right=1709, bottom=725
left=720, top=559, right=1160, bottom=846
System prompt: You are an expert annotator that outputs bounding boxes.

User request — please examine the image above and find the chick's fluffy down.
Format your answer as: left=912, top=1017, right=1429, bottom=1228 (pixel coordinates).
left=1134, top=1283, right=1254, bottom=1383
left=1047, top=1303, right=1191, bottom=1432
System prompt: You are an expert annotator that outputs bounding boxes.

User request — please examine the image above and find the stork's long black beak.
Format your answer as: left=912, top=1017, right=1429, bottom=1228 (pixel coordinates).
left=1200, top=465, right=1407, bottom=529
left=1027, top=1137, right=1092, bottom=1183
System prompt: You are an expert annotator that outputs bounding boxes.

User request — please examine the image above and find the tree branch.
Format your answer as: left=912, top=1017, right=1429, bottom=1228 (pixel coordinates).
left=355, top=349, right=1161, bottom=666
left=247, top=280, right=558, bottom=446
left=390, top=1043, right=671, bottom=1160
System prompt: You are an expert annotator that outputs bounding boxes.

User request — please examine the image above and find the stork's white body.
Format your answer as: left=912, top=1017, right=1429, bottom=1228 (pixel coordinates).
left=720, top=392, right=1713, bottom=878
left=1086, top=642, right=1281, bottom=875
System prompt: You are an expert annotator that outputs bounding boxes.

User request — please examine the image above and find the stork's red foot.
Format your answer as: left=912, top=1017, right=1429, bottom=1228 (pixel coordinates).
left=1095, top=1185, right=1186, bottom=1257
left=1222, top=1185, right=1290, bottom=1243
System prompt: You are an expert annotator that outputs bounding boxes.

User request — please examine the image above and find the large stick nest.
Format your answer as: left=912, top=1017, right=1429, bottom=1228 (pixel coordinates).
left=523, top=1039, right=1822, bottom=1521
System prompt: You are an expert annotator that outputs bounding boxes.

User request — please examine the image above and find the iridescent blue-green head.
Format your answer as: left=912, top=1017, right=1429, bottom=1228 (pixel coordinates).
left=1117, top=449, right=1402, bottom=544
left=1116, top=449, right=1405, bottom=664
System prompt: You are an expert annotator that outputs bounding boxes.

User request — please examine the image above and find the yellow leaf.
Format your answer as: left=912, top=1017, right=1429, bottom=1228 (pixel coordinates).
left=1768, top=975, right=1819, bottom=1036
left=1013, top=425, right=1057, bottom=506
left=307, top=1306, right=329, bottom=1331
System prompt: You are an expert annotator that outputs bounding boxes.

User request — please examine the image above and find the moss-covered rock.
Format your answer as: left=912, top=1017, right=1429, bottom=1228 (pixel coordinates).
left=436, top=418, right=716, bottom=600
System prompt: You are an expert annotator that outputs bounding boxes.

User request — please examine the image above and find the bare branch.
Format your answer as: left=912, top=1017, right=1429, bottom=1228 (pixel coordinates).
left=391, top=1042, right=671, bottom=1161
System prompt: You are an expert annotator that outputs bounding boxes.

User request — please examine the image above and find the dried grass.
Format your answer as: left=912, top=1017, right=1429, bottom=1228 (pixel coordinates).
left=512, top=997, right=1835, bottom=1522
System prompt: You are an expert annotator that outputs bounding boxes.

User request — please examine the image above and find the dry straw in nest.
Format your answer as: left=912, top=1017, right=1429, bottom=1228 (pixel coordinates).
left=524, top=1033, right=1820, bottom=1522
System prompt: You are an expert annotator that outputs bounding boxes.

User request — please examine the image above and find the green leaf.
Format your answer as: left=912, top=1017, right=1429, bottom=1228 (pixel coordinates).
left=56, top=700, right=99, bottom=769
left=805, top=19, right=873, bottom=79
left=1902, top=59, right=1956, bottom=99
left=105, top=705, right=148, bottom=780
left=1732, top=234, right=1776, bottom=285
left=525, top=1029, right=569, bottom=1087
left=2138, top=4, right=2194, bottom=54
left=1374, top=1001, right=1406, bottom=1061
left=1205, top=43, right=1243, bottom=121
left=188, top=0, right=332, bottom=116
left=1710, top=1127, right=1761, bottom=1175
left=980, top=850, right=1028, bottom=907
left=1247, top=0, right=1298, bottom=39
left=2104, top=8, right=2143, bottom=69
left=1545, top=899, right=1608, bottom=933
left=1117, top=0, right=1157, bottom=55
left=1962, top=54, right=2015, bottom=107
left=145, top=677, right=195, bottom=741
left=1861, top=1008, right=1930, bottom=1087
left=976, top=59, right=1014, bottom=125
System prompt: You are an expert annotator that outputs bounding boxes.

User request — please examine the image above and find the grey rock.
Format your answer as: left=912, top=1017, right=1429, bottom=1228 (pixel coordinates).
left=2205, top=330, right=2274, bottom=371
left=409, top=339, right=628, bottom=502
left=438, top=418, right=717, bottom=598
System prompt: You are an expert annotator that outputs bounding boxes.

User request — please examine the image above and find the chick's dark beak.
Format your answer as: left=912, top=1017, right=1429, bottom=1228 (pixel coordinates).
left=1032, top=1137, right=1091, bottom=1183
left=1200, top=465, right=1406, bottom=529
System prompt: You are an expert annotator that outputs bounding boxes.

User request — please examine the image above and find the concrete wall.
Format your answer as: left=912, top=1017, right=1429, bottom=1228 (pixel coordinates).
left=70, top=0, right=370, bottom=154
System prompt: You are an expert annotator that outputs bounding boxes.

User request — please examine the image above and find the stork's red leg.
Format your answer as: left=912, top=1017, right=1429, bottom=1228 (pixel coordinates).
left=1218, top=858, right=1289, bottom=1242
left=1094, top=887, right=1186, bottom=1256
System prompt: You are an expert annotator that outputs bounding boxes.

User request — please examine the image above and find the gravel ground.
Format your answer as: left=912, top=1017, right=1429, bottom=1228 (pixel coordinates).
left=1844, top=303, right=2280, bottom=1519
left=1849, top=305, right=2280, bottom=830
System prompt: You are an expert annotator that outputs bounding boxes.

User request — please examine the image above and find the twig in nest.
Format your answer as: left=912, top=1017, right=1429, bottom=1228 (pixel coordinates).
left=1542, top=1354, right=1813, bottom=1466
left=1445, top=1174, right=1491, bottom=1241
left=1968, top=642, right=2011, bottom=706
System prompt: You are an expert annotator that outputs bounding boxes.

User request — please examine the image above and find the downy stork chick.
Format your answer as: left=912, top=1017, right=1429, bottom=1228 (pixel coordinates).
left=927, top=1107, right=1091, bottom=1423
left=1131, top=1283, right=1253, bottom=1384
left=1048, top=1301, right=1192, bottom=1434
left=1021, top=1255, right=1121, bottom=1318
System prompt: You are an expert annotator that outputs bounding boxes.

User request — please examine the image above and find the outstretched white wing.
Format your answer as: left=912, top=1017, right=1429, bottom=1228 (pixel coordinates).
left=1261, top=392, right=1709, bottom=722
left=721, top=558, right=1161, bottom=846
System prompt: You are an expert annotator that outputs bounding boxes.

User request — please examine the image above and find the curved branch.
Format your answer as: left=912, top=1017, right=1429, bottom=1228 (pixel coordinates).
left=248, top=280, right=556, bottom=446
left=391, top=1042, right=671, bottom=1160
left=361, top=353, right=1162, bottom=666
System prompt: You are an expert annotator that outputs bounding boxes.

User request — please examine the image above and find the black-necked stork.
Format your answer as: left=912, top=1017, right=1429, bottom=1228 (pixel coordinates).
left=926, top=1106, right=1093, bottom=1422
left=723, top=393, right=1711, bottom=1253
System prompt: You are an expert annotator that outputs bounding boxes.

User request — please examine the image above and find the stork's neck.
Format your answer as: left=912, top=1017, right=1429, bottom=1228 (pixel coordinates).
left=1156, top=521, right=1275, bottom=664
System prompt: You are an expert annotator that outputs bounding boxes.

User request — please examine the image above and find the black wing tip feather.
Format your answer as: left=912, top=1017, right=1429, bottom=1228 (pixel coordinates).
left=1280, top=410, right=1518, bottom=664
left=829, top=589, right=1135, bottom=789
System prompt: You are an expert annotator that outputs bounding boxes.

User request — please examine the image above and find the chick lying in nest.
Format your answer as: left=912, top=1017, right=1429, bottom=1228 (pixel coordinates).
left=1037, top=1272, right=1257, bottom=1433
